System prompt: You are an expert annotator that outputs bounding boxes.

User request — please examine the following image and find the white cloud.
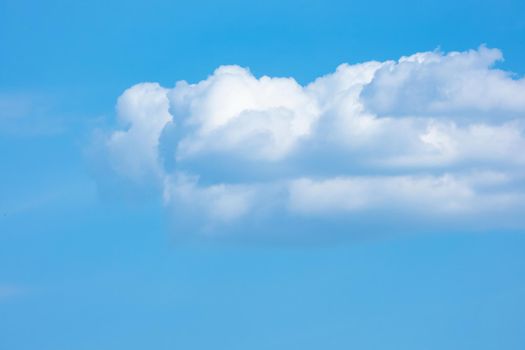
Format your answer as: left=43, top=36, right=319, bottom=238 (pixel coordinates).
left=288, top=173, right=524, bottom=215
left=170, top=65, right=320, bottom=161
left=163, top=173, right=258, bottom=223
left=106, top=83, right=172, bottom=183
left=361, top=46, right=525, bottom=117
left=95, top=46, right=525, bottom=233
left=377, top=120, right=525, bottom=167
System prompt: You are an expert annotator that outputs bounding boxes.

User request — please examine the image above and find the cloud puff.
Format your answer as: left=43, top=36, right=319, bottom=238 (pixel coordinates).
left=106, top=83, right=172, bottom=183
left=170, top=65, right=320, bottom=161
left=362, top=46, right=525, bottom=117
left=95, top=46, right=525, bottom=235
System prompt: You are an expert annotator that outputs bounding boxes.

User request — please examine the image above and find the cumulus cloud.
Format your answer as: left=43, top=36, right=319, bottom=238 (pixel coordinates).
left=362, top=46, right=525, bottom=117
left=162, top=173, right=258, bottom=223
left=106, top=83, right=172, bottom=183
left=94, top=46, right=525, bottom=235
left=169, top=65, right=320, bottom=161
left=289, top=172, right=523, bottom=215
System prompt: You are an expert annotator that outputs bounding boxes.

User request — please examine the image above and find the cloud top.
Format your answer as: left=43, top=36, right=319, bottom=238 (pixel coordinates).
left=94, top=46, right=525, bottom=235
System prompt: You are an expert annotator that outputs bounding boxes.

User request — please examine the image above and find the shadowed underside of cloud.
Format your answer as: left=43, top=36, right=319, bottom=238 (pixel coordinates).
left=92, top=46, right=525, bottom=237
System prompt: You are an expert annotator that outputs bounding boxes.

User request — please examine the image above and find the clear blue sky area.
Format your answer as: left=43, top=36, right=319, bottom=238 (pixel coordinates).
left=1, top=0, right=525, bottom=349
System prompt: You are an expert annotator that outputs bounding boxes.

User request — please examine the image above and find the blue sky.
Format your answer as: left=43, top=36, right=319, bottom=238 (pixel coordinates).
left=1, top=0, right=525, bottom=349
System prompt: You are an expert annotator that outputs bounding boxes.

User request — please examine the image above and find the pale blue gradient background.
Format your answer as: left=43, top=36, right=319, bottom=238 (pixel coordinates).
left=1, top=0, right=525, bottom=349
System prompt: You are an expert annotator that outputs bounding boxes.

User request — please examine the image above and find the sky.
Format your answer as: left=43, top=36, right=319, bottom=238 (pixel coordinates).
left=1, top=0, right=525, bottom=349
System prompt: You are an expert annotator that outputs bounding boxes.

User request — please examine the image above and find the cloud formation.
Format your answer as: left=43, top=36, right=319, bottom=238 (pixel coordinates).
left=95, top=46, right=525, bottom=235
